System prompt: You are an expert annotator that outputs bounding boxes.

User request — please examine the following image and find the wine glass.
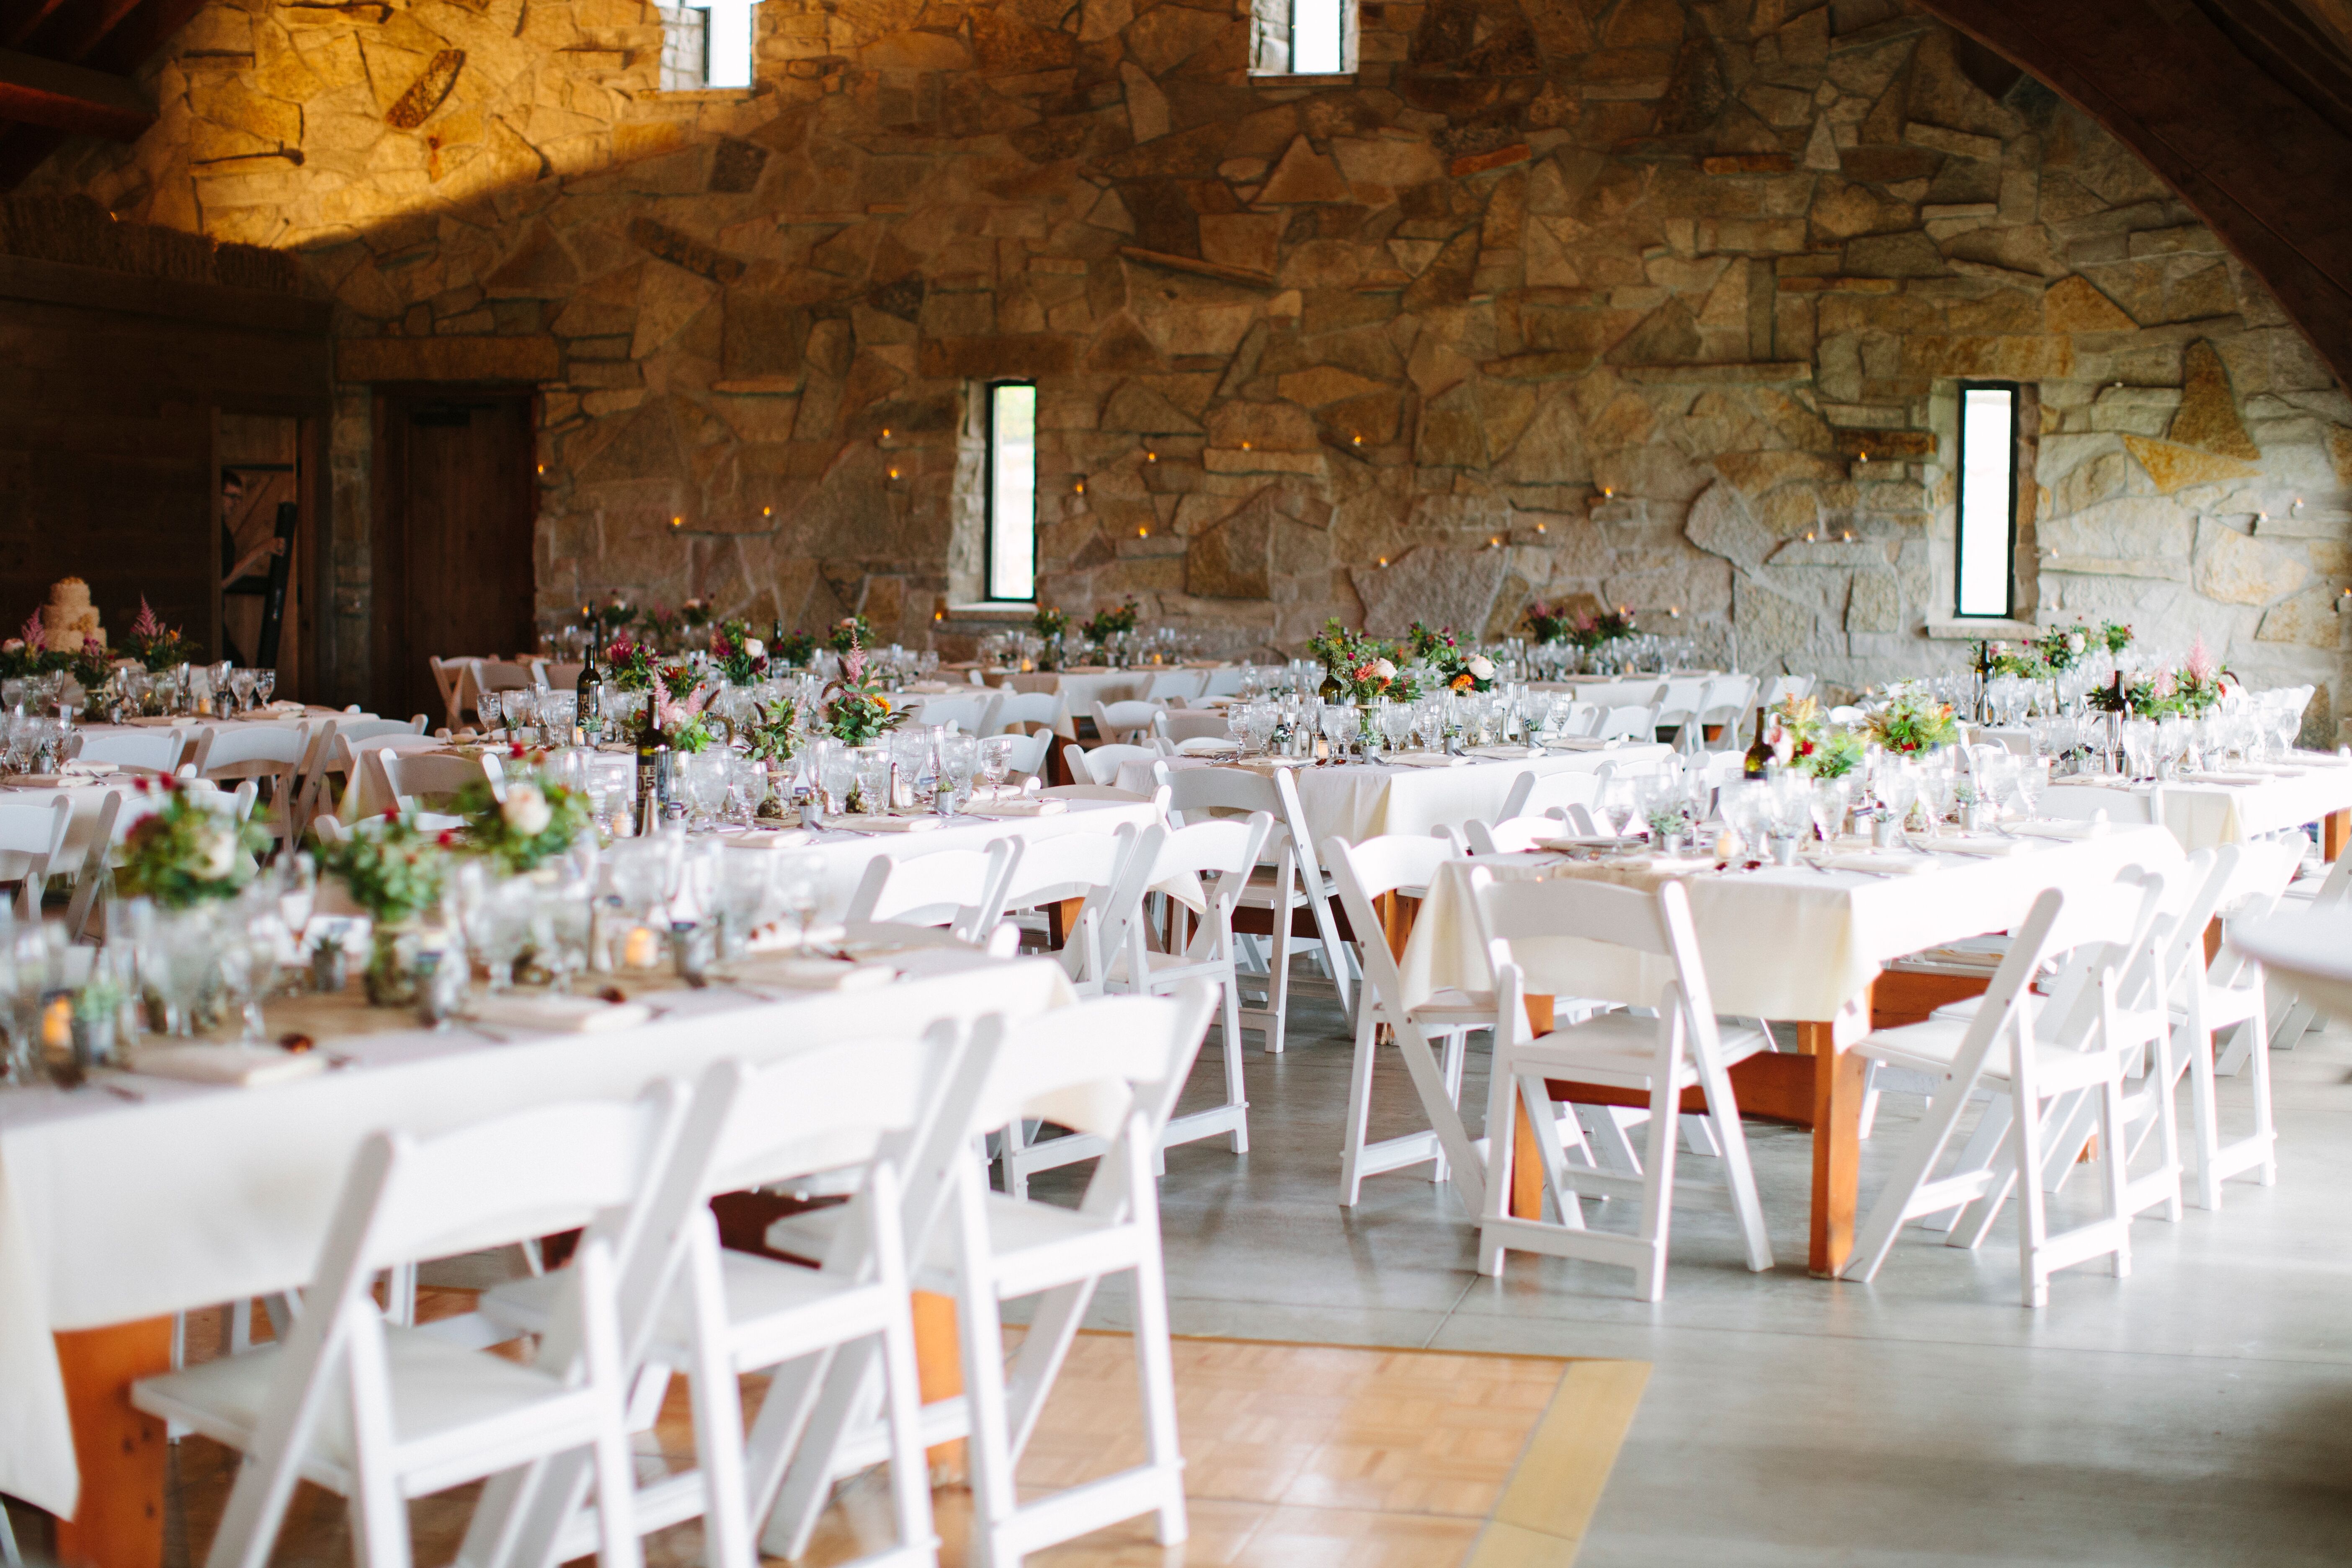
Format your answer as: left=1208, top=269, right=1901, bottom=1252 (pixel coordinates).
left=940, top=733, right=980, bottom=810
left=980, top=736, right=1016, bottom=795
left=476, top=690, right=504, bottom=738
left=146, top=910, right=219, bottom=1038
left=726, top=754, right=769, bottom=825
left=1808, top=776, right=1851, bottom=843
left=253, top=669, right=276, bottom=707
left=2010, top=754, right=2049, bottom=818
left=818, top=744, right=856, bottom=815
left=228, top=669, right=258, bottom=714
left=1318, top=703, right=1355, bottom=764
left=1880, top=766, right=1919, bottom=836
left=851, top=745, right=892, bottom=816
left=714, top=848, right=773, bottom=959
left=1380, top=700, right=1414, bottom=756
left=535, top=874, right=593, bottom=992
left=1596, top=776, right=1639, bottom=837
left=776, top=853, right=823, bottom=953
left=473, top=878, right=536, bottom=992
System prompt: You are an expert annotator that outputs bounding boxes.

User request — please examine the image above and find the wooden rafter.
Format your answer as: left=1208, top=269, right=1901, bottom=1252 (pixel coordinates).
left=0, top=47, right=152, bottom=140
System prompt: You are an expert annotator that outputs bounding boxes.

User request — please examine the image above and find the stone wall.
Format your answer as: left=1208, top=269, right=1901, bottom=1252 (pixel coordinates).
left=34, top=0, right=2352, bottom=725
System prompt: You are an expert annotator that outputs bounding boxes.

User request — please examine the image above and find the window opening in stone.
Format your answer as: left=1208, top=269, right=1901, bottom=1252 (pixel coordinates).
left=1251, top=0, right=1352, bottom=74
left=1955, top=382, right=2019, bottom=619
left=657, top=0, right=758, bottom=91
left=986, top=382, right=1038, bottom=603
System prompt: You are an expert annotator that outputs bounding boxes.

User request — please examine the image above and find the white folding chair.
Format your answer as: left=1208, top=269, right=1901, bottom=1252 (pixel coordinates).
left=76, top=727, right=190, bottom=772
left=843, top=839, right=1019, bottom=945
left=1762, top=674, right=1814, bottom=706
left=1323, top=835, right=1492, bottom=1209
left=905, top=693, right=1001, bottom=735
left=2271, top=832, right=2352, bottom=1050
left=200, top=720, right=332, bottom=849
left=1695, top=675, right=1758, bottom=746
left=1469, top=869, right=1774, bottom=1298
left=1498, top=768, right=1599, bottom=823
left=1061, top=740, right=1165, bottom=787
left=988, top=728, right=1053, bottom=785
left=1652, top=678, right=1709, bottom=746
left=1594, top=705, right=1658, bottom=743
left=1110, top=813, right=1272, bottom=1153
left=1843, top=877, right=2168, bottom=1306
left=1090, top=698, right=1163, bottom=745
left=428, top=656, right=472, bottom=732
left=1199, top=667, right=1246, bottom=697
left=134, top=1086, right=689, bottom=1568
left=1553, top=701, right=1600, bottom=738
left=2174, top=842, right=2299, bottom=1206
left=335, top=716, right=430, bottom=743
left=478, top=1031, right=962, bottom=1568
left=2038, top=784, right=2165, bottom=825
left=1154, top=708, right=1231, bottom=745
left=469, top=658, right=534, bottom=725
left=1157, top=762, right=1354, bottom=1050
left=995, top=821, right=1160, bottom=998
left=983, top=690, right=1059, bottom=735
left=0, top=797, right=71, bottom=919
left=367, top=748, right=499, bottom=823
left=1464, top=813, right=1573, bottom=856
left=1142, top=670, right=1204, bottom=702
left=764, top=993, right=1215, bottom=1566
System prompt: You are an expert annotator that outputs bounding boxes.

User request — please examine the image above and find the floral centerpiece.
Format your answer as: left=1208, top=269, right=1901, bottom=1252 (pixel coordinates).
left=679, top=598, right=716, bottom=639
left=315, top=813, right=451, bottom=1004
left=1795, top=727, right=1865, bottom=779
left=1866, top=691, right=1960, bottom=753
left=820, top=634, right=903, bottom=745
left=0, top=611, right=89, bottom=678
left=637, top=603, right=683, bottom=651
left=1306, top=619, right=1411, bottom=702
left=2173, top=636, right=2231, bottom=714
left=603, top=635, right=658, bottom=693
left=769, top=626, right=818, bottom=668
left=742, top=696, right=802, bottom=765
left=121, top=597, right=195, bottom=672
left=1408, top=623, right=1494, bottom=694
left=1081, top=598, right=1140, bottom=645
left=588, top=594, right=635, bottom=640
left=647, top=666, right=717, bottom=753
left=710, top=620, right=768, bottom=686
left=1571, top=607, right=1639, bottom=650
left=454, top=765, right=588, bottom=874
left=827, top=614, right=874, bottom=655
left=1522, top=602, right=1576, bottom=645
left=1973, top=639, right=2045, bottom=678
left=1032, top=606, right=1068, bottom=641
left=115, top=784, right=269, bottom=908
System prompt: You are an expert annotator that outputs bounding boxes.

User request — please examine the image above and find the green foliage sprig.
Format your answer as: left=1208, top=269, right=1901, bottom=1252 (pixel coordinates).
left=316, top=813, right=449, bottom=926
left=115, top=784, right=270, bottom=909
left=454, top=768, right=588, bottom=874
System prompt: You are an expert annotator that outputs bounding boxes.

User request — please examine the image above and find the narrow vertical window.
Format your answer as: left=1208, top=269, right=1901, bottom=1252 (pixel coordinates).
left=1955, top=382, right=2019, bottom=618
left=1292, top=0, right=1343, bottom=73
left=658, top=0, right=758, bottom=90
left=986, top=382, right=1038, bottom=602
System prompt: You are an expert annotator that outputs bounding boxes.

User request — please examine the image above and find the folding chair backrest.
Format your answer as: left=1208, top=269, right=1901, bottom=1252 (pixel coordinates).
left=1472, top=870, right=1719, bottom=1042
left=1763, top=674, right=1813, bottom=706
left=1155, top=709, right=1230, bottom=744
left=1143, top=671, right=1203, bottom=702
left=1596, top=705, right=1656, bottom=741
left=1656, top=678, right=1708, bottom=721
left=200, top=723, right=312, bottom=771
left=335, top=717, right=424, bottom=745
left=1501, top=768, right=1599, bottom=820
left=1148, top=812, right=1271, bottom=887
left=1066, top=742, right=1162, bottom=786
left=1465, top=814, right=1567, bottom=855
left=986, top=691, right=1060, bottom=734
left=471, top=659, right=534, bottom=694
left=1158, top=762, right=1279, bottom=828
left=908, top=694, right=998, bottom=735
left=1091, top=699, right=1161, bottom=743
left=0, top=797, right=70, bottom=916
left=999, top=823, right=1133, bottom=909
left=1324, top=835, right=1450, bottom=1023
left=1200, top=667, right=1246, bottom=697
left=846, top=838, right=1018, bottom=940
left=1554, top=701, right=1599, bottom=737
left=992, top=728, right=1053, bottom=783
left=974, top=990, right=1213, bottom=1142
left=376, top=748, right=498, bottom=813
left=77, top=729, right=186, bottom=771
left=695, top=1031, right=957, bottom=1198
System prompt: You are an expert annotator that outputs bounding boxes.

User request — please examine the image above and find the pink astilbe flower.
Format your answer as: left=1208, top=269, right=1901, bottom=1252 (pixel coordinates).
left=18, top=610, right=40, bottom=648
left=130, top=597, right=163, bottom=639
left=841, top=629, right=866, bottom=686
left=2151, top=668, right=2177, bottom=699
left=2184, top=634, right=2218, bottom=683
left=650, top=667, right=709, bottom=734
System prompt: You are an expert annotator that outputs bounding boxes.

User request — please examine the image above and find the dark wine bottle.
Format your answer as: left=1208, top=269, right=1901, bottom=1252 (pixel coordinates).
left=574, top=627, right=601, bottom=744
left=1742, top=706, right=1775, bottom=780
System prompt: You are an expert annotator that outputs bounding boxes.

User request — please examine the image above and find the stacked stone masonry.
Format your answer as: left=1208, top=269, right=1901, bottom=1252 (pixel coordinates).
left=36, top=0, right=2352, bottom=731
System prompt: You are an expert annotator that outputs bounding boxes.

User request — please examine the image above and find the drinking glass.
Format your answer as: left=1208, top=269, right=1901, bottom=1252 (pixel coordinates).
left=776, top=853, right=823, bottom=953
left=714, top=848, right=773, bottom=959
left=726, top=754, right=769, bottom=825
left=980, top=736, right=1016, bottom=794
left=1380, top=701, right=1414, bottom=754
left=2010, top=754, right=2049, bottom=818
left=472, top=878, right=537, bottom=991
left=940, top=733, right=980, bottom=809
left=818, top=743, right=856, bottom=815
left=851, top=745, right=892, bottom=815
left=607, top=838, right=671, bottom=932
left=534, top=874, right=594, bottom=992
left=1881, top=766, right=1919, bottom=834
left=147, top=910, right=219, bottom=1038
left=228, top=670, right=258, bottom=714
left=476, top=690, right=504, bottom=736
left=253, top=669, right=276, bottom=707
left=684, top=751, right=731, bottom=830
left=1318, top=703, right=1355, bottom=763
left=1808, top=776, right=1851, bottom=842
left=1596, top=777, right=1639, bottom=836
left=215, top=911, right=278, bottom=1044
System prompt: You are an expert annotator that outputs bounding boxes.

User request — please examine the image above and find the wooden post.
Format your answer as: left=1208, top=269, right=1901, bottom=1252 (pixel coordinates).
left=2326, top=808, right=2349, bottom=863
left=1509, top=995, right=1557, bottom=1220
left=53, top=1318, right=175, bottom=1568
left=1799, top=1016, right=1867, bottom=1279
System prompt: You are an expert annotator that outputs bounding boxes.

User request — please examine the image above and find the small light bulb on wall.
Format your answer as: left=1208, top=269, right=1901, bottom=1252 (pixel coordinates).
left=888, top=467, right=900, bottom=480
left=536, top=463, right=545, bottom=475
left=1137, top=526, right=1149, bottom=538
left=1073, top=478, right=1086, bottom=494
left=670, top=515, right=683, bottom=529
left=1535, top=522, right=1547, bottom=533
left=1146, top=450, right=1158, bottom=462
left=762, top=506, right=773, bottom=517
left=1668, top=606, right=1682, bottom=618
left=1803, top=530, right=1816, bottom=542
left=1351, top=433, right=1362, bottom=446
left=1377, top=556, right=1390, bottom=568
left=1240, top=440, right=1252, bottom=451
left=1600, top=486, right=1614, bottom=499
left=881, top=427, right=892, bottom=440
left=1488, top=536, right=1501, bottom=549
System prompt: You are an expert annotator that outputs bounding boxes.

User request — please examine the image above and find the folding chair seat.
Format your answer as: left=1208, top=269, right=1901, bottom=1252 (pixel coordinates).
left=2173, top=842, right=2299, bottom=1204
left=904, top=693, right=1001, bottom=736
left=200, top=720, right=333, bottom=849
left=1323, top=834, right=1492, bottom=1210
left=1468, top=871, right=1773, bottom=1299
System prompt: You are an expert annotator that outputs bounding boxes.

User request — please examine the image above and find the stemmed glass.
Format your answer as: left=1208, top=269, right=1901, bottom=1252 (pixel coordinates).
left=851, top=746, right=892, bottom=816
left=685, top=751, right=731, bottom=830
left=228, top=670, right=258, bottom=714
left=940, top=733, right=979, bottom=810
left=1880, top=766, right=1919, bottom=837
left=1380, top=701, right=1414, bottom=756
left=818, top=744, right=857, bottom=817
left=776, top=853, right=823, bottom=953
left=215, top=907, right=280, bottom=1043
left=1318, top=703, right=1355, bottom=764
left=726, top=754, right=769, bottom=826
left=253, top=669, right=276, bottom=708
left=1808, top=776, right=1851, bottom=843
left=2010, top=754, right=2049, bottom=818
left=476, top=691, right=504, bottom=738
left=713, top=848, right=773, bottom=960
left=146, top=910, right=219, bottom=1038
left=980, top=737, right=1016, bottom=797
left=1595, top=777, right=1639, bottom=837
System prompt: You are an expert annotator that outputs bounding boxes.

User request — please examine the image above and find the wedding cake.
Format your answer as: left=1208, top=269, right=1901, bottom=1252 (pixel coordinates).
left=40, top=578, right=105, bottom=653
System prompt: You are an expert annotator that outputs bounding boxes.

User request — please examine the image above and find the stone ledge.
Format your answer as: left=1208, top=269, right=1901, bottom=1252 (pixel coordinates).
left=1618, top=361, right=1813, bottom=384
left=1116, top=245, right=1274, bottom=288
left=1924, top=617, right=2037, bottom=640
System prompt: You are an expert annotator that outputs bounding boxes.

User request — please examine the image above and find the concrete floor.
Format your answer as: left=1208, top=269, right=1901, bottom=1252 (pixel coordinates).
left=1037, top=989, right=2352, bottom=1565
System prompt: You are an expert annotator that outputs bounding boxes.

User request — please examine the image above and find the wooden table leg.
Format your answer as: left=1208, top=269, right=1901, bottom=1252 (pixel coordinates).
left=1509, top=995, right=1557, bottom=1221
left=2326, top=808, right=2349, bottom=862
left=1799, top=1019, right=1867, bottom=1279
left=910, top=1291, right=966, bottom=1478
left=53, top=1318, right=174, bottom=1568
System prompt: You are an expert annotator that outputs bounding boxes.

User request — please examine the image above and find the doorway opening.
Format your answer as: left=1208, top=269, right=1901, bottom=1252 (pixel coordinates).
left=369, top=389, right=538, bottom=725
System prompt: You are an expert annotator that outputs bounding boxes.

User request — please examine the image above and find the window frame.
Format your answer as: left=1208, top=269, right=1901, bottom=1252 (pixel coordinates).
left=1248, top=0, right=1355, bottom=78
left=1952, top=379, right=2022, bottom=621
left=982, top=380, right=1039, bottom=605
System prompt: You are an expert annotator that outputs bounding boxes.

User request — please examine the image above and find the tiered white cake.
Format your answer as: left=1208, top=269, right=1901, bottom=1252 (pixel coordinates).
left=40, top=578, right=105, bottom=653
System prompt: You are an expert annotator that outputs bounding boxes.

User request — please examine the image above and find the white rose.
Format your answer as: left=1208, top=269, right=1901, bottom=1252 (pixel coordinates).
left=501, top=784, right=553, bottom=836
left=193, top=821, right=237, bottom=879
left=2068, top=632, right=2085, bottom=652
left=743, top=638, right=765, bottom=659
left=1372, top=658, right=1397, bottom=680
left=1467, top=655, right=1496, bottom=680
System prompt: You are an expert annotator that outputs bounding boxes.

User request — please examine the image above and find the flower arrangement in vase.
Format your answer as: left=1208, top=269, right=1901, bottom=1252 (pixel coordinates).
left=1866, top=691, right=1960, bottom=753
left=114, top=783, right=271, bottom=908
left=2173, top=636, right=2231, bottom=714
left=1571, top=606, right=1638, bottom=650
left=315, top=814, right=451, bottom=1004
left=709, top=620, right=769, bottom=686
left=1081, top=598, right=1140, bottom=646
left=827, top=614, right=874, bottom=655
left=121, top=597, right=196, bottom=672
left=769, top=626, right=818, bottom=668
left=454, top=766, right=589, bottom=874
left=1407, top=623, right=1495, bottom=693
left=647, top=666, right=718, bottom=753
left=1522, top=602, right=1576, bottom=645
left=821, top=633, right=903, bottom=745
left=603, top=636, right=658, bottom=692
left=1306, top=619, right=1412, bottom=702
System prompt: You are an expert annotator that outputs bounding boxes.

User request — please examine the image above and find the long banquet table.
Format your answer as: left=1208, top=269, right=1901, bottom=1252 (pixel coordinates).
left=0, top=946, right=1074, bottom=1562
left=1391, top=823, right=2186, bottom=1277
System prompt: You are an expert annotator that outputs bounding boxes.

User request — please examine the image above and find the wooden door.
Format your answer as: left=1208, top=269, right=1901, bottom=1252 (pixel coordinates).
left=371, top=391, right=536, bottom=724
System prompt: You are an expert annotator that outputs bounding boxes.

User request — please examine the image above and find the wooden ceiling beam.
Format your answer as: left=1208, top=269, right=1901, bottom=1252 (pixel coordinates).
left=0, top=46, right=151, bottom=140
left=90, top=0, right=215, bottom=74
left=0, top=0, right=70, bottom=51
left=29, top=0, right=146, bottom=64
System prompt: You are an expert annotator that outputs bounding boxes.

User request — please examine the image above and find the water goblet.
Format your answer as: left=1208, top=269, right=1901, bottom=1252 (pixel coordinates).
left=476, top=690, right=504, bottom=738
left=940, top=733, right=979, bottom=810
left=253, top=669, right=276, bottom=707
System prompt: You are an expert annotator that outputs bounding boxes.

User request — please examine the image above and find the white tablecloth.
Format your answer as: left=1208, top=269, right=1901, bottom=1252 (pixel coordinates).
left=787, top=799, right=1159, bottom=917
left=1115, top=746, right=1671, bottom=847
left=1397, top=824, right=2184, bottom=1021
left=2107, top=766, right=2352, bottom=851
left=0, top=951, right=1073, bottom=1515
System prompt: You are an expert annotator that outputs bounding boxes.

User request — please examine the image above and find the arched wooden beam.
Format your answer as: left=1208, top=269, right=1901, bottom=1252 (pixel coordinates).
left=1919, top=0, right=2352, bottom=387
